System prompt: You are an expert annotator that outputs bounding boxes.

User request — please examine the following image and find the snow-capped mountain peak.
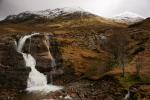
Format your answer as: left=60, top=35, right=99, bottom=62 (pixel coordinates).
left=112, top=11, right=145, bottom=25
left=114, top=11, right=144, bottom=19
left=35, top=7, right=86, bottom=18
left=4, top=7, right=87, bottom=21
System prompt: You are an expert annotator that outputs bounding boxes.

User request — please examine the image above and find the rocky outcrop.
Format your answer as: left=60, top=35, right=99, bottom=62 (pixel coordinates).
left=127, top=83, right=150, bottom=100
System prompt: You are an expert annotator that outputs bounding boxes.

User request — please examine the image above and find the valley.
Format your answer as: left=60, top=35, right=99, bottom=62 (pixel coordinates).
left=0, top=7, right=150, bottom=100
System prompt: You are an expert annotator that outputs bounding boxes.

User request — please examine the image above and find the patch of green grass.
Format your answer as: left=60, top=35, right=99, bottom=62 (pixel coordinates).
left=118, top=73, right=150, bottom=89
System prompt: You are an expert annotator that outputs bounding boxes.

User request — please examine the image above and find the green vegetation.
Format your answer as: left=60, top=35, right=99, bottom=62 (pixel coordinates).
left=118, top=73, right=150, bottom=89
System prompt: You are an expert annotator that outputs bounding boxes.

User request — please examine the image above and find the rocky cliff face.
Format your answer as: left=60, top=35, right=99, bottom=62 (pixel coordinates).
left=0, top=37, right=30, bottom=89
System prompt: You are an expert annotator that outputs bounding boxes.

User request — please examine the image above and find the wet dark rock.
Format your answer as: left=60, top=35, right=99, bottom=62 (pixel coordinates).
left=0, top=40, right=30, bottom=89
left=0, top=39, right=30, bottom=100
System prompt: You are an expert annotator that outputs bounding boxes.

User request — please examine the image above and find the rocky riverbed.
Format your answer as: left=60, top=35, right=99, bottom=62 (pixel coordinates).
left=1, top=75, right=126, bottom=100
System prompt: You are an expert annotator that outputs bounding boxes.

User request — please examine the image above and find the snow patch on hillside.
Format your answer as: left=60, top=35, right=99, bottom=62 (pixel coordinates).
left=112, top=11, right=145, bottom=24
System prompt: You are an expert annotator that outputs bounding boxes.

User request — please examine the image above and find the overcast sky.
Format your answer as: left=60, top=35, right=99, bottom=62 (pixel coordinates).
left=0, top=0, right=150, bottom=19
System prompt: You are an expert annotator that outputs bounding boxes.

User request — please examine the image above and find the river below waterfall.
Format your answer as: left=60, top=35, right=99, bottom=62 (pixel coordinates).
left=13, top=76, right=127, bottom=100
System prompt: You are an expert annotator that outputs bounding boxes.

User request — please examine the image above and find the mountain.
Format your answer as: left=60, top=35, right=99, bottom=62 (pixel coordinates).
left=0, top=7, right=126, bottom=33
left=35, top=7, right=86, bottom=17
left=3, top=7, right=94, bottom=23
left=0, top=7, right=150, bottom=100
left=129, top=17, right=150, bottom=31
left=112, top=12, right=145, bottom=25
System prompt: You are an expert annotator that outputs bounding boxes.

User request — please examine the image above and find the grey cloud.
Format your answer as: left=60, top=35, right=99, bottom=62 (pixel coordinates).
left=0, top=0, right=150, bottom=19
left=112, top=0, right=150, bottom=17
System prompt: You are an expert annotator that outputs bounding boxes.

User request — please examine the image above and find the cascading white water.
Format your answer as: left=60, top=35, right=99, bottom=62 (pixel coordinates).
left=16, top=33, right=62, bottom=93
left=17, top=33, right=39, bottom=53
left=51, top=58, right=56, bottom=68
left=124, top=90, right=130, bottom=100
left=44, top=37, right=56, bottom=84
left=49, top=58, right=56, bottom=84
left=44, top=36, right=56, bottom=68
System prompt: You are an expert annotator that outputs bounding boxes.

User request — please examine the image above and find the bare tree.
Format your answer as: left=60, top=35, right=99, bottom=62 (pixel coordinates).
left=135, top=52, right=143, bottom=78
left=107, top=31, right=129, bottom=77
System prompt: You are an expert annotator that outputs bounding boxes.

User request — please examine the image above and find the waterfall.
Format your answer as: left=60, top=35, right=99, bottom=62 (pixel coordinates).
left=17, top=33, right=39, bottom=53
left=50, top=58, right=56, bottom=84
left=48, top=49, right=56, bottom=84
left=16, top=33, right=62, bottom=93
left=124, top=90, right=130, bottom=100
left=44, top=36, right=56, bottom=84
left=44, top=35, right=56, bottom=68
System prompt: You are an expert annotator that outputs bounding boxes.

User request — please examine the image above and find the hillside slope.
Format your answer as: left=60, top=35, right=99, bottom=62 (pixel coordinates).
left=129, top=17, right=150, bottom=31
left=0, top=8, right=126, bottom=33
